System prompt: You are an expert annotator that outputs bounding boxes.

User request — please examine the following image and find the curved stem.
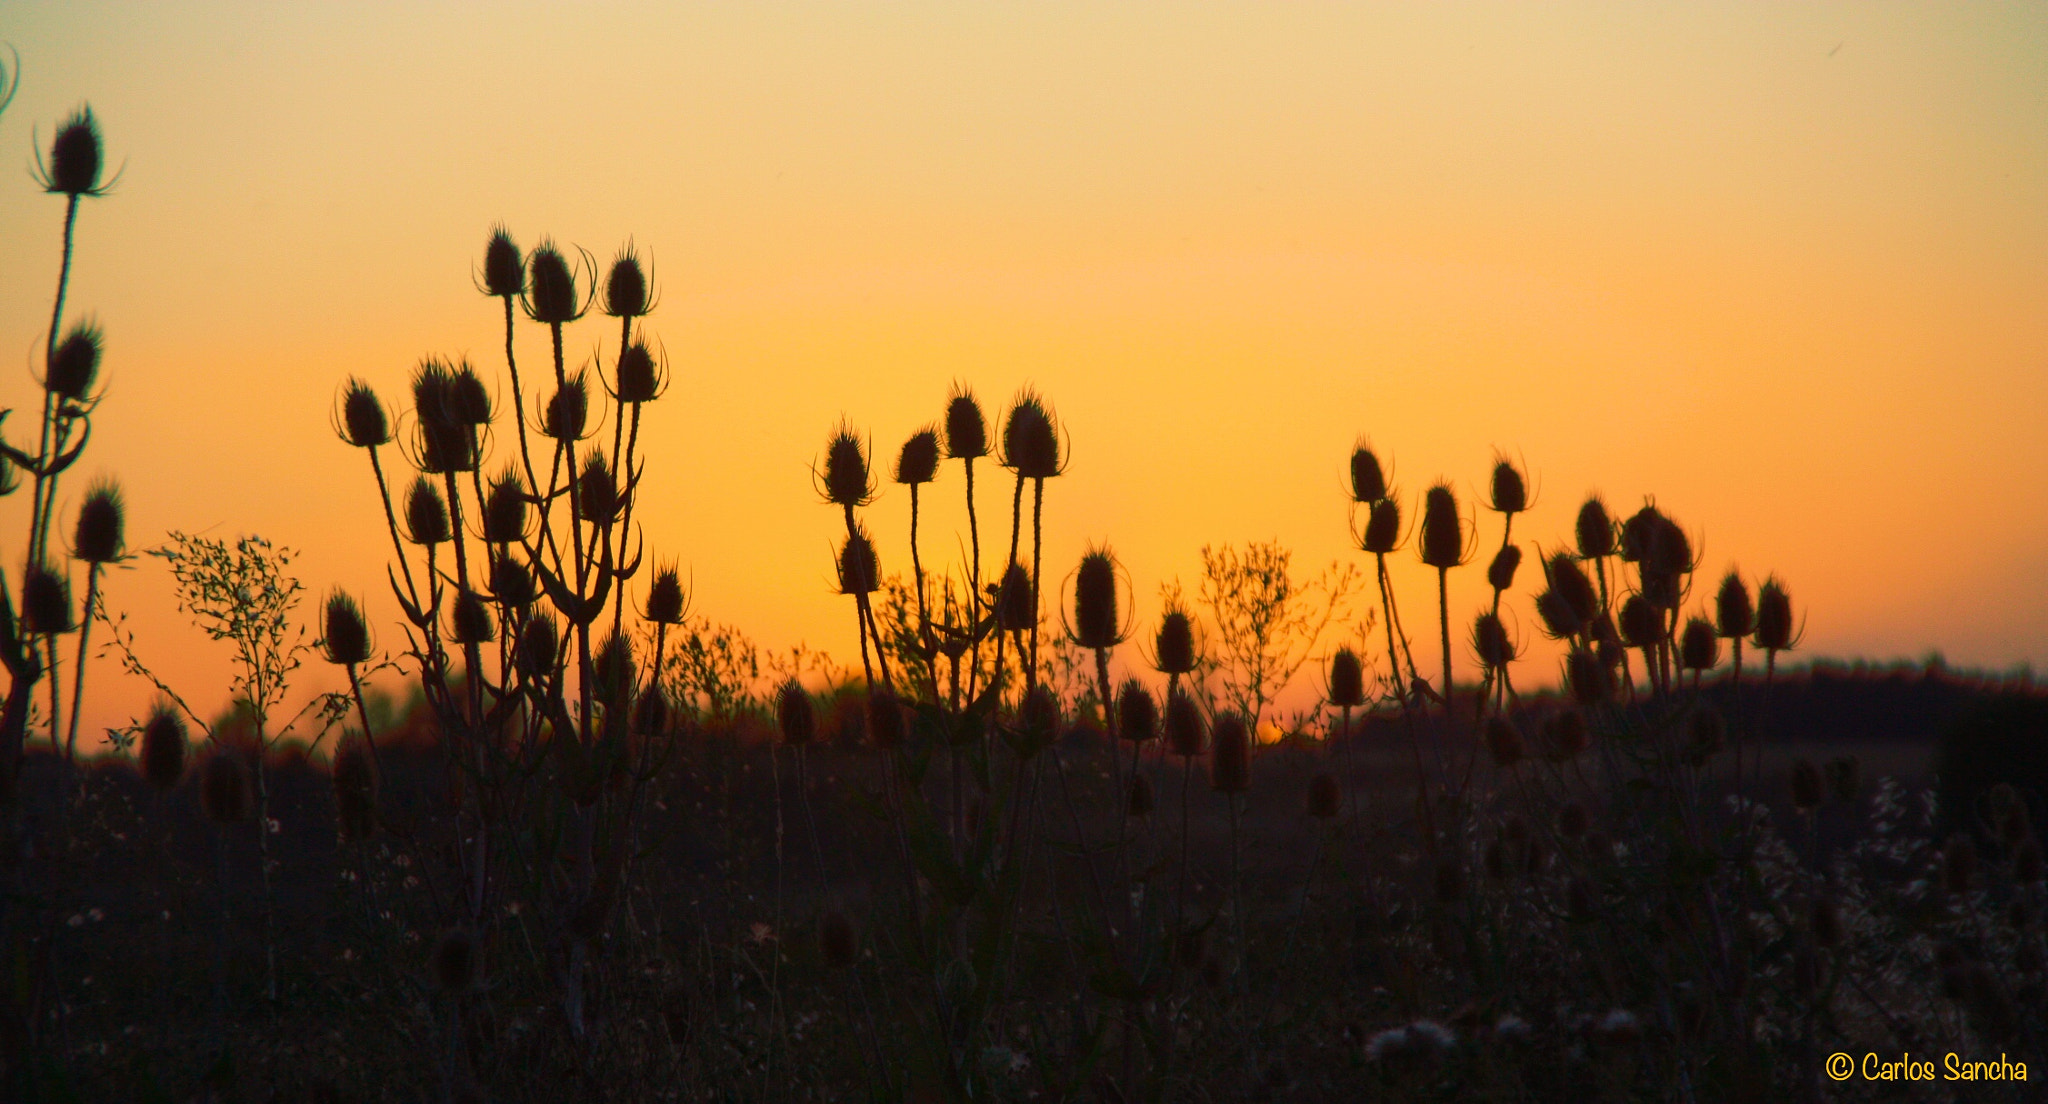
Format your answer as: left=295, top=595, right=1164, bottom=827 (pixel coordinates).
left=63, top=565, right=100, bottom=761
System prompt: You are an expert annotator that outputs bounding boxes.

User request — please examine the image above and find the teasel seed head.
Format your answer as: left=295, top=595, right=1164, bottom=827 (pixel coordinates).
left=200, top=751, right=251, bottom=825
left=446, top=361, right=493, bottom=427
left=20, top=562, right=73, bottom=635
left=1558, top=801, right=1590, bottom=839
left=1472, top=612, right=1515, bottom=671
left=1639, top=567, right=1683, bottom=612
left=1154, top=606, right=1197, bottom=675
left=40, top=107, right=105, bottom=196
left=575, top=450, right=619, bottom=524
left=542, top=374, right=591, bottom=441
left=337, top=378, right=391, bottom=448
left=322, top=590, right=373, bottom=666
left=995, top=562, right=1033, bottom=631
left=1127, top=773, right=1155, bottom=818
left=777, top=679, right=816, bottom=747
left=483, top=471, right=528, bottom=543
left=1000, top=389, right=1062, bottom=479
left=1116, top=679, right=1157, bottom=743
left=139, top=704, right=187, bottom=792
left=489, top=553, right=536, bottom=610
left=1789, top=759, right=1823, bottom=813
left=72, top=479, right=125, bottom=564
left=1306, top=772, right=1340, bottom=820
left=524, top=240, right=583, bottom=325
left=818, top=910, right=858, bottom=970
left=1018, top=685, right=1061, bottom=741
left=1541, top=709, right=1590, bottom=760
left=404, top=478, right=451, bottom=546
left=448, top=590, right=496, bottom=646
left=1753, top=576, right=1795, bottom=653
left=1484, top=716, right=1524, bottom=768
left=1209, top=713, right=1250, bottom=794
left=1575, top=496, right=1615, bottom=560
left=943, top=384, right=988, bottom=460
left=333, top=735, right=378, bottom=843
left=430, top=928, right=479, bottom=994
left=593, top=631, right=635, bottom=704
left=1715, top=571, right=1753, bottom=640
left=867, top=687, right=906, bottom=750
left=615, top=341, right=664, bottom=404
left=1567, top=647, right=1612, bottom=707
left=819, top=423, right=875, bottom=508
left=1825, top=756, right=1860, bottom=804
left=1164, top=689, right=1205, bottom=758
left=1487, top=544, right=1521, bottom=592
left=1349, top=442, right=1388, bottom=504
left=1362, top=495, right=1404, bottom=555
left=1418, top=482, right=1465, bottom=569
left=1071, top=547, right=1123, bottom=650
left=46, top=320, right=102, bottom=401
left=632, top=686, right=671, bottom=739
left=481, top=224, right=524, bottom=298
left=1545, top=552, right=1599, bottom=626
left=644, top=566, right=688, bottom=625
left=894, top=428, right=940, bottom=486
left=1617, top=594, right=1662, bottom=649
left=1434, top=854, right=1466, bottom=904
left=1488, top=454, right=1527, bottom=515
left=1942, top=833, right=1977, bottom=895
left=1534, top=590, right=1583, bottom=641
left=1328, top=647, right=1367, bottom=707
left=516, top=615, right=561, bottom=678
left=1678, top=617, right=1719, bottom=672
left=838, top=529, right=880, bottom=596
left=604, top=242, right=652, bottom=319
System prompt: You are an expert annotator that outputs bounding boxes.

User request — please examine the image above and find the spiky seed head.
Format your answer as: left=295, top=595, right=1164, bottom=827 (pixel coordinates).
left=1678, top=617, right=1719, bottom=672
left=1754, top=576, right=1794, bottom=652
left=524, top=241, right=580, bottom=324
left=820, top=425, right=873, bottom=508
left=1790, top=759, right=1823, bottom=813
left=575, top=451, right=619, bottom=524
left=1575, top=496, right=1614, bottom=560
left=604, top=245, right=650, bottom=319
left=943, top=386, right=988, bottom=460
left=1472, top=613, right=1514, bottom=670
left=1328, top=648, right=1366, bottom=707
left=482, top=225, right=524, bottom=297
left=1434, top=855, right=1466, bottom=904
left=1209, top=714, right=1250, bottom=794
left=1072, top=548, right=1121, bottom=650
left=322, top=591, right=372, bottom=666
left=866, top=688, right=906, bottom=749
left=818, top=909, right=858, bottom=969
left=1001, top=390, right=1061, bottom=479
left=1618, top=504, right=1662, bottom=563
left=1349, top=443, right=1387, bottom=504
left=404, top=478, right=450, bottom=546
left=1639, top=567, right=1682, bottom=612
left=643, top=567, right=687, bottom=625
left=1558, top=801, right=1590, bottom=838
left=838, top=530, right=880, bottom=596
left=1418, top=482, right=1464, bottom=569
left=1534, top=590, right=1583, bottom=641
left=1018, top=685, right=1060, bottom=741
left=339, top=378, right=391, bottom=448
left=1714, top=571, right=1753, bottom=639
left=1127, top=774, right=1155, bottom=818
left=893, top=428, right=940, bottom=487
left=1942, top=832, right=1977, bottom=895
left=1589, top=610, right=1620, bottom=647
left=1489, top=456, right=1526, bottom=515
left=489, top=554, right=535, bottom=610
left=517, top=616, right=560, bottom=678
left=615, top=341, right=662, bottom=404
left=72, top=480, right=124, bottom=564
left=1541, top=709, right=1590, bottom=760
left=430, top=929, right=478, bottom=994
left=1363, top=496, right=1403, bottom=554
left=139, top=705, right=187, bottom=792
left=43, top=107, right=104, bottom=195
left=20, top=563, right=72, bottom=634
left=632, top=686, right=671, bottom=738
left=1617, top=594, right=1662, bottom=649
left=200, top=751, right=251, bottom=825
left=1484, top=716, right=1524, bottom=768
left=995, top=563, right=1033, bottom=631
left=1116, top=679, right=1157, bottom=743
left=776, top=679, right=815, bottom=746
left=1164, top=689, right=1205, bottom=758
left=46, top=321, right=102, bottom=400
left=593, top=631, right=635, bottom=703
left=1685, top=707, right=1725, bottom=767
left=482, top=474, right=527, bottom=543
left=333, top=736, right=378, bottom=843
left=447, top=362, right=493, bottom=426
left=1566, top=648, right=1612, bottom=707
left=1487, top=545, right=1521, bottom=592
left=448, top=590, right=496, bottom=646
left=1154, top=608, right=1197, bottom=675
left=543, top=375, right=590, bottom=441
left=1306, top=772, right=1341, bottom=819
left=1545, top=553, right=1599, bottom=625
left=410, top=358, right=458, bottom=428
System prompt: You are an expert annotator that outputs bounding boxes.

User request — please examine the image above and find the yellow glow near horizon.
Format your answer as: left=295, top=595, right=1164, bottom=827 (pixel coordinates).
left=0, top=3, right=2042, bottom=746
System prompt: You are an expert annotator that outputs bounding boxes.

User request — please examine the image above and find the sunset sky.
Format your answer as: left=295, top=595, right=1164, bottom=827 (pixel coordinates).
left=1, top=3, right=2043, bottom=745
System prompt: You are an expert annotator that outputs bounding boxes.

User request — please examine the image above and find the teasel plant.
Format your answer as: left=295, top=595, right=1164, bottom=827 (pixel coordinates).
left=1346, top=441, right=1437, bottom=836
left=998, top=389, right=1064, bottom=693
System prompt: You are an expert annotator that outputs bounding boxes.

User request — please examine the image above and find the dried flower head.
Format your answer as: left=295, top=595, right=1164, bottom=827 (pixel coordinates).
left=1545, top=552, right=1599, bottom=626
left=333, top=735, right=378, bottom=843
left=1349, top=442, right=1388, bottom=504
left=404, top=478, right=450, bottom=546
left=1566, top=647, right=1611, bottom=706
left=1071, top=547, right=1123, bottom=650
left=72, top=479, right=125, bottom=564
left=1472, top=613, right=1514, bottom=670
left=1328, top=647, right=1367, bottom=707
left=1209, top=714, right=1250, bottom=794
left=1418, top=482, right=1465, bottom=569
left=46, top=320, right=102, bottom=401
left=1488, top=454, right=1527, bottom=515
left=994, top=562, right=1033, bottom=631
left=943, top=384, right=988, bottom=460
left=542, top=374, right=591, bottom=442
left=575, top=450, right=620, bottom=524
left=517, top=616, right=560, bottom=678
left=604, top=242, right=652, bottom=319
left=447, top=590, right=496, bottom=646
left=819, top=423, right=874, bottom=508
left=322, top=590, right=373, bottom=666
left=1487, top=544, right=1522, bottom=592
left=1534, top=590, right=1584, bottom=641
left=1754, top=576, right=1795, bottom=652
left=1116, top=679, right=1157, bottom=743
left=1001, top=390, right=1062, bottom=479
left=1018, top=685, right=1061, bottom=741
left=39, top=106, right=106, bottom=196
left=481, top=225, right=524, bottom=298
left=20, top=563, right=73, bottom=635
left=139, top=704, right=187, bottom=792
left=1362, top=495, right=1404, bottom=555
left=1714, top=571, right=1753, bottom=640
left=615, top=341, right=664, bottom=404
left=632, top=686, right=671, bottom=738
left=1575, top=496, right=1615, bottom=560
left=489, top=553, right=536, bottom=610
left=1164, top=689, right=1205, bottom=758
left=336, top=378, right=391, bottom=449
left=200, top=751, right=251, bottom=825
left=777, top=679, right=816, bottom=747
left=1617, top=594, right=1662, bottom=649
left=446, top=362, right=493, bottom=427
left=837, top=530, right=880, bottom=596
left=867, top=688, right=906, bottom=749
left=894, top=428, right=940, bottom=486
left=593, top=632, right=635, bottom=703
left=644, top=566, right=688, bottom=625
left=524, top=240, right=584, bottom=325
left=1154, top=606, right=1197, bottom=675
left=482, top=471, right=528, bottom=543
left=1306, top=772, right=1341, bottom=819
left=1678, top=617, right=1719, bottom=672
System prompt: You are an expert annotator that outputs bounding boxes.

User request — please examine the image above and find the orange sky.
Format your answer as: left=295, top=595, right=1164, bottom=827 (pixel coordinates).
left=2, top=3, right=2043, bottom=746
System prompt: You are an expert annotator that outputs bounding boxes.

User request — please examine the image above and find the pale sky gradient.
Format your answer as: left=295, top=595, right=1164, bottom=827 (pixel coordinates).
left=1, top=3, right=2043, bottom=745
